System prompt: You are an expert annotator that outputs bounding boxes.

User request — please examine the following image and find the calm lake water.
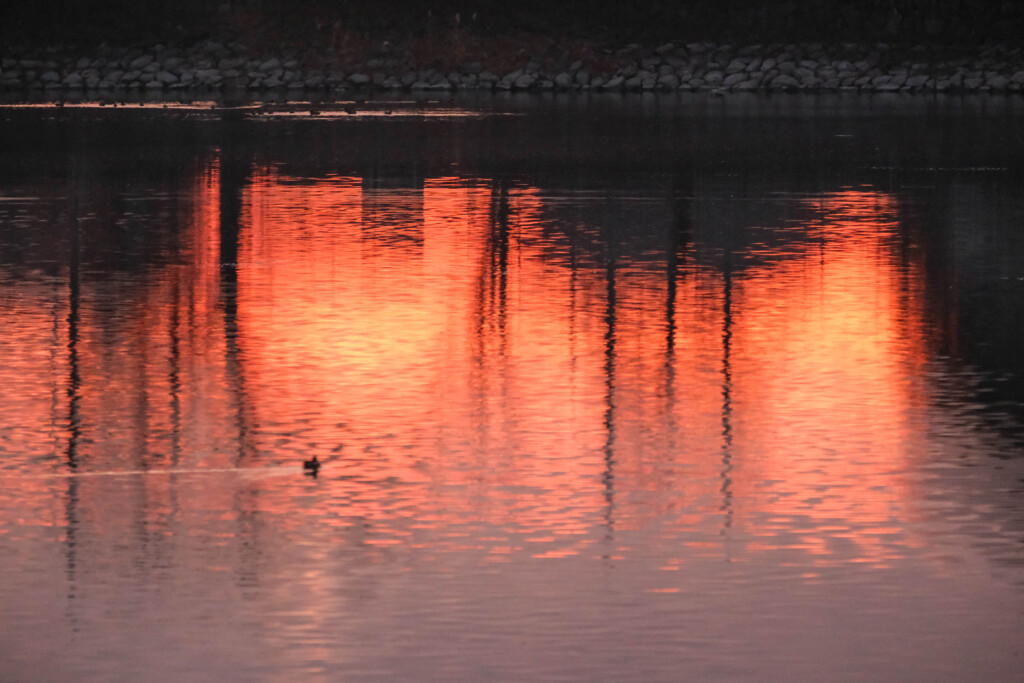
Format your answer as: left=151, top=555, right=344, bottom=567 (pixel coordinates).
left=1, top=93, right=1024, bottom=681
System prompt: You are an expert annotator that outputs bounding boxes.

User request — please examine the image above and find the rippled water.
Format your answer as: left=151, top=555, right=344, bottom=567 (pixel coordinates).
left=2, top=94, right=1024, bottom=681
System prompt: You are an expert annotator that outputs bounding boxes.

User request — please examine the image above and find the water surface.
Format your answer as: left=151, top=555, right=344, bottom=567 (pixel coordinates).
left=2, top=93, right=1024, bottom=681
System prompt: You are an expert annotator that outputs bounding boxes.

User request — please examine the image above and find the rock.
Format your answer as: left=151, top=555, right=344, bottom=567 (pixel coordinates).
left=41, top=70, right=60, bottom=83
left=130, top=54, right=153, bottom=70
left=554, top=72, right=573, bottom=88
left=964, top=77, right=983, bottom=89
left=347, top=72, right=370, bottom=85
left=905, top=74, right=929, bottom=88
left=602, top=75, right=625, bottom=89
left=287, top=81, right=305, bottom=89
left=769, top=74, right=801, bottom=88
left=574, top=68, right=589, bottom=86
left=987, top=74, right=1009, bottom=89
left=657, top=73, right=680, bottom=89
left=704, top=70, right=724, bottom=84
left=624, top=75, right=643, bottom=89
left=514, top=73, right=535, bottom=89
left=793, top=66, right=815, bottom=82
left=722, top=72, right=747, bottom=87
left=157, top=71, right=177, bottom=84
left=725, top=58, right=746, bottom=73
left=259, top=58, right=281, bottom=71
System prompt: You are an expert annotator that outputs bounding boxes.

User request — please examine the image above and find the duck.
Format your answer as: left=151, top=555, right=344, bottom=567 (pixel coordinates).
left=303, top=456, right=321, bottom=474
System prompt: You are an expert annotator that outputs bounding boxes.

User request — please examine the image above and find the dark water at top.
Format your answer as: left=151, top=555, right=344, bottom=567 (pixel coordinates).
left=1, top=94, right=1023, bottom=681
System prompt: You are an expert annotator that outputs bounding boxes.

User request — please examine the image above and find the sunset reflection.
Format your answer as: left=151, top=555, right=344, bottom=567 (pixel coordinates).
left=0, top=160, right=940, bottom=569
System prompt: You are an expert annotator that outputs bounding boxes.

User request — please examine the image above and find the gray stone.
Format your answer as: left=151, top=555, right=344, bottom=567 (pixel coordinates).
left=62, top=72, right=83, bottom=87
left=514, top=73, right=535, bottom=89
left=1012, top=71, right=1024, bottom=84
left=75, top=57, right=91, bottom=70
left=554, top=72, right=573, bottom=88
left=602, top=75, right=625, bottom=89
left=286, top=81, right=305, bottom=89
left=624, top=75, right=643, bottom=89
left=704, top=70, right=724, bottom=84
left=259, top=58, right=281, bottom=71
left=347, top=73, right=370, bottom=85
left=145, top=80, right=164, bottom=90
left=478, top=70, right=498, bottom=83
left=722, top=72, right=747, bottom=87
left=157, top=71, right=177, bottom=84
left=793, top=66, right=815, bottom=82
left=656, top=73, right=680, bottom=89
left=745, top=57, right=763, bottom=72
left=761, top=58, right=777, bottom=71
left=769, top=74, right=800, bottom=88
left=733, top=78, right=761, bottom=90
left=574, top=69, right=589, bottom=86
left=725, top=58, right=746, bottom=74
left=987, top=74, right=1009, bottom=89
left=964, top=77, right=983, bottom=89
left=263, top=76, right=283, bottom=88
left=41, top=70, right=60, bottom=83
left=130, top=54, right=153, bottom=70
left=905, top=74, right=929, bottom=88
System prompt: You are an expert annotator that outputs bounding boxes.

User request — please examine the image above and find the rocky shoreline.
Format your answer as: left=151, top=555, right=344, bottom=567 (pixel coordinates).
left=3, top=39, right=1024, bottom=96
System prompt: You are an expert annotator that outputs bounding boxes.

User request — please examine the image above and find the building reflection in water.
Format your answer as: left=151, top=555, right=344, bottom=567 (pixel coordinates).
left=0, top=150, right=975, bottom=592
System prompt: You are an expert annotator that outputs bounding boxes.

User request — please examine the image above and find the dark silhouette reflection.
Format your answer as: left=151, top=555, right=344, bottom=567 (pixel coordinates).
left=601, top=204, right=618, bottom=539
left=66, top=196, right=82, bottom=471
left=217, top=144, right=254, bottom=465
left=168, top=279, right=183, bottom=467
left=64, top=176, right=83, bottom=628
left=719, top=249, right=734, bottom=536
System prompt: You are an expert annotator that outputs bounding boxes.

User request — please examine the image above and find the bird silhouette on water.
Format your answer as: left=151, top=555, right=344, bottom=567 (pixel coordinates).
left=303, top=455, right=321, bottom=476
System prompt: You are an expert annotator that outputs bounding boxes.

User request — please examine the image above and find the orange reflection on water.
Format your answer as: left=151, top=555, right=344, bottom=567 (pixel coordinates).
left=0, top=163, right=936, bottom=569
left=723, top=189, right=929, bottom=565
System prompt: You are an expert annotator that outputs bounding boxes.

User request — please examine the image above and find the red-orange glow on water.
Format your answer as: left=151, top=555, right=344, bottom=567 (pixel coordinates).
left=0, top=165, right=930, bottom=565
